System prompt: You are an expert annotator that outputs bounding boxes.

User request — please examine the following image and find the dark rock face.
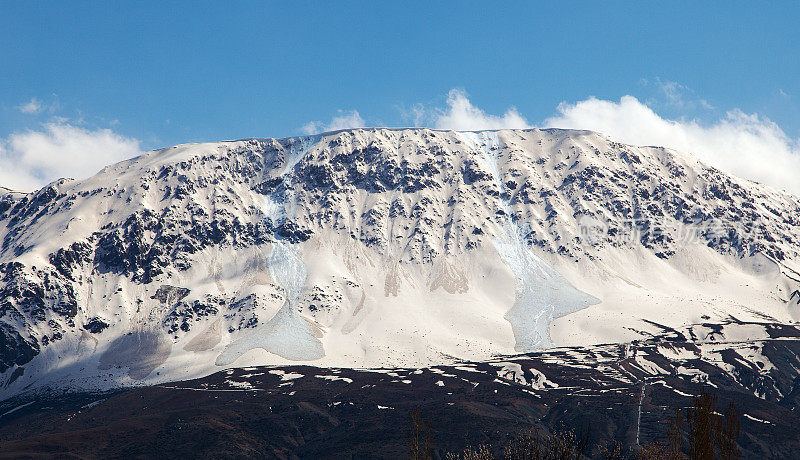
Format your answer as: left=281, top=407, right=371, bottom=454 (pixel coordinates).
left=82, top=317, right=110, bottom=334
left=1, top=184, right=68, bottom=257
left=0, top=260, right=76, bottom=375
left=163, top=295, right=223, bottom=334
left=224, top=294, right=261, bottom=332
left=0, top=263, right=45, bottom=321
left=49, top=242, right=93, bottom=281
left=91, top=208, right=277, bottom=284
left=151, top=285, right=190, bottom=305
left=273, top=219, right=313, bottom=243
left=0, top=323, right=38, bottom=374
left=93, top=210, right=174, bottom=284
left=0, top=262, right=78, bottom=323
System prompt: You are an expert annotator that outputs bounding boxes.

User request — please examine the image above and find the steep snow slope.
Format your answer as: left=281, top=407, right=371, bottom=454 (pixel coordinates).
left=0, top=128, right=798, bottom=398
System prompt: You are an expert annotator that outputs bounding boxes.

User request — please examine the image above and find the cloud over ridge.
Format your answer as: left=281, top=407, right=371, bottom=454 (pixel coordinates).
left=543, top=96, right=800, bottom=195
left=302, top=110, right=365, bottom=135
left=433, top=89, right=530, bottom=131
left=0, top=121, right=141, bottom=192
left=5, top=89, right=798, bottom=196
left=395, top=89, right=800, bottom=195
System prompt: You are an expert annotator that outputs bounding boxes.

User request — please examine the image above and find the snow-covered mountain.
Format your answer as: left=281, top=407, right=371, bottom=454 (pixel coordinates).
left=1, top=128, right=799, bottom=399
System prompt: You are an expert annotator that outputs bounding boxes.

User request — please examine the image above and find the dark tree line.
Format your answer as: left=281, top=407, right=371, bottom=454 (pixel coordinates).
left=410, top=391, right=740, bottom=459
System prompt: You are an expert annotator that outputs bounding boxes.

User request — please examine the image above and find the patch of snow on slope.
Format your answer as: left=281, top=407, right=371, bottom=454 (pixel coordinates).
left=744, top=413, right=772, bottom=424
left=493, top=361, right=528, bottom=385
left=460, top=131, right=598, bottom=350
left=225, top=379, right=254, bottom=389
left=315, top=375, right=354, bottom=383
left=268, top=369, right=304, bottom=381
left=0, top=401, right=34, bottom=418
left=216, top=142, right=324, bottom=365
left=283, top=136, right=317, bottom=176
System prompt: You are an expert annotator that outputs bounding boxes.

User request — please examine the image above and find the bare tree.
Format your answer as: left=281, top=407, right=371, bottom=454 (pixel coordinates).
left=409, top=410, right=434, bottom=460
left=446, top=444, right=492, bottom=460
left=675, top=391, right=739, bottom=460
left=503, top=427, right=589, bottom=460
left=667, top=408, right=684, bottom=459
left=716, top=402, right=740, bottom=460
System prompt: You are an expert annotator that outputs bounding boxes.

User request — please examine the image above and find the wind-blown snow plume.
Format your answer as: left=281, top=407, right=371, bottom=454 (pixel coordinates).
left=434, top=89, right=530, bottom=131
left=302, top=110, right=365, bottom=135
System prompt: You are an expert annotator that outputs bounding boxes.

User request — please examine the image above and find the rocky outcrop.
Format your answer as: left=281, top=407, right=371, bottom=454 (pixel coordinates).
left=0, top=322, right=38, bottom=374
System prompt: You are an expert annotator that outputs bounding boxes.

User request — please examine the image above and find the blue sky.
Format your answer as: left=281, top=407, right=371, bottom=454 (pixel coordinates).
left=2, top=2, right=800, bottom=192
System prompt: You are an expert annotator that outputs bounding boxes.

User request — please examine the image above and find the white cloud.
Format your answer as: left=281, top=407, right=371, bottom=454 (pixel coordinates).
left=656, top=79, right=686, bottom=106
left=398, top=88, right=799, bottom=194
left=544, top=95, right=800, bottom=195
left=404, top=103, right=426, bottom=127
left=17, top=98, right=44, bottom=115
left=433, top=89, right=530, bottom=131
left=0, top=121, right=141, bottom=191
left=302, top=110, right=365, bottom=135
